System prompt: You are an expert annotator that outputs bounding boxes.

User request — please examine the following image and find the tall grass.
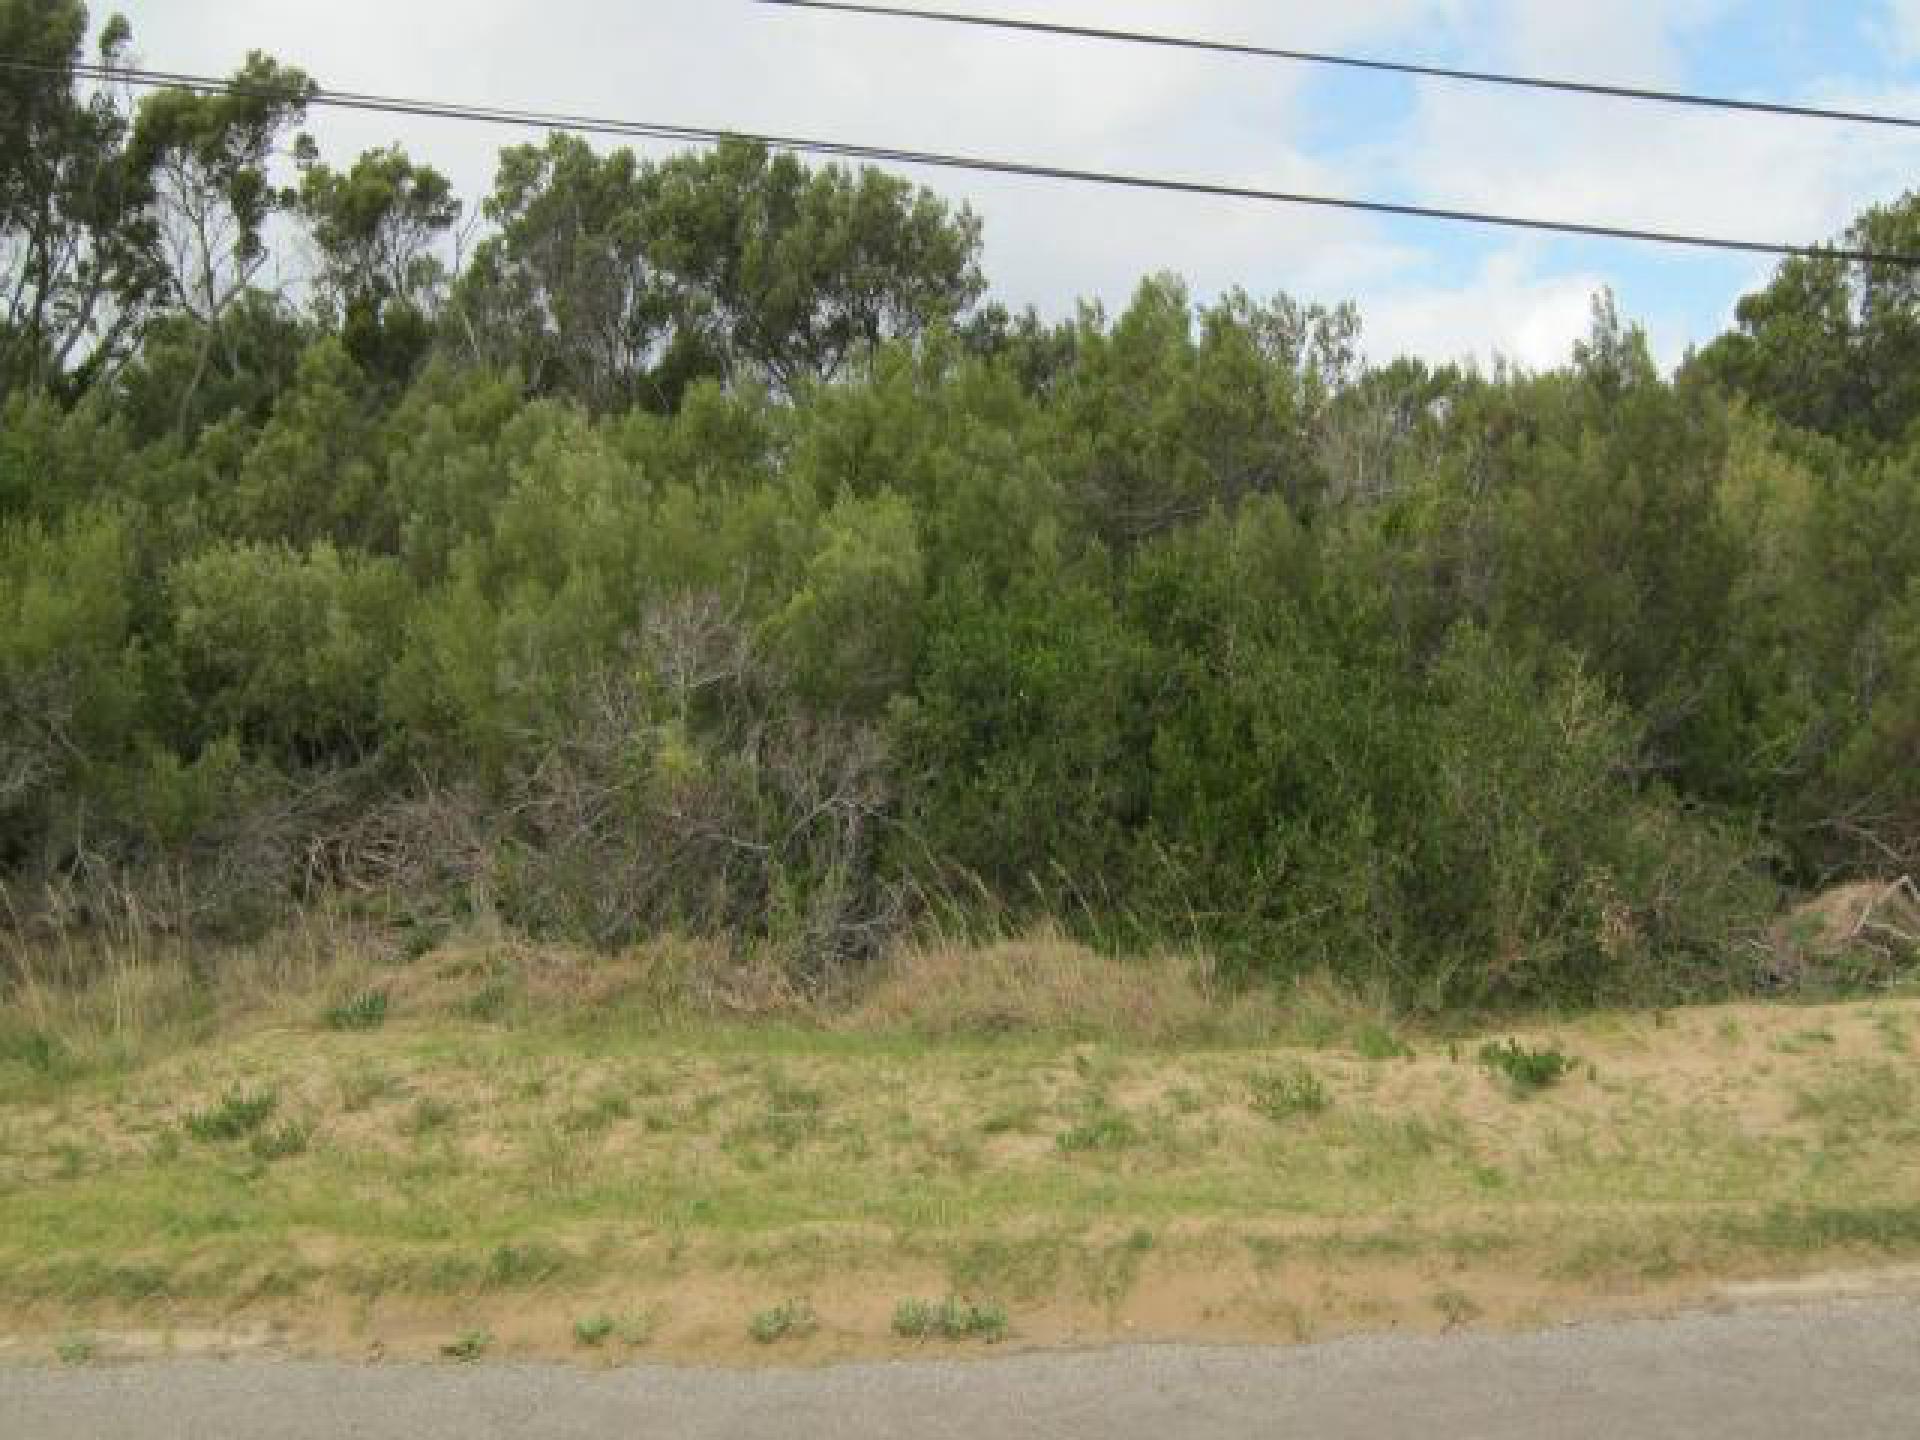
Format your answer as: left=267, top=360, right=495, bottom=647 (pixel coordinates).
left=0, top=882, right=392, bottom=1068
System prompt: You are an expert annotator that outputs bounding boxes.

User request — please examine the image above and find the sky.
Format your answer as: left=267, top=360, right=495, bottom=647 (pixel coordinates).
left=106, top=0, right=1920, bottom=371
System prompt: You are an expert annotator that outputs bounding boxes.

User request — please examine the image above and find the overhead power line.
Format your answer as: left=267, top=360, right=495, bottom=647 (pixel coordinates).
left=9, top=55, right=1919, bottom=267
left=752, top=0, right=1920, bottom=130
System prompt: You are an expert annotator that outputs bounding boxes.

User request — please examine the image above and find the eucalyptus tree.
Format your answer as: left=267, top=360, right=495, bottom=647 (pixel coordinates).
left=0, top=1, right=163, bottom=400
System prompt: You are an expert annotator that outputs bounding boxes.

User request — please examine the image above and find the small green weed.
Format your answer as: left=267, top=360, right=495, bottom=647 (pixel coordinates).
left=440, top=1329, right=491, bottom=1362
left=184, top=1090, right=277, bottom=1142
left=749, top=1299, right=819, bottom=1345
left=1478, top=1040, right=1572, bottom=1097
left=892, top=1296, right=1009, bottom=1343
left=324, top=990, right=389, bottom=1032
left=573, top=1313, right=615, bottom=1347
left=1250, top=1066, right=1330, bottom=1121
left=55, top=1334, right=96, bottom=1365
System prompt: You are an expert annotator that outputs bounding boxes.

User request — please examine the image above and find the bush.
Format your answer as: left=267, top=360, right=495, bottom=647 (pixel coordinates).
left=1478, top=1040, right=1573, bottom=1097
left=748, top=1300, right=818, bottom=1345
left=892, top=1296, right=1008, bottom=1343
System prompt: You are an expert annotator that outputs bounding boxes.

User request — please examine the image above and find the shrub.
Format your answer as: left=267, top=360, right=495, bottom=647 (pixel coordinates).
left=892, top=1296, right=1009, bottom=1343
left=748, top=1299, right=819, bottom=1345
left=1478, top=1040, right=1573, bottom=1097
left=573, top=1314, right=614, bottom=1347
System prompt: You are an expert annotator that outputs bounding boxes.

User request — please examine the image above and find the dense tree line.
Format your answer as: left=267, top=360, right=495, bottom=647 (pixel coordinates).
left=4, top=2, right=1918, bottom=1006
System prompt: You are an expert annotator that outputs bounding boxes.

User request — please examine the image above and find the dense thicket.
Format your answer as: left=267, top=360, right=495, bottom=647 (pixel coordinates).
left=5, top=2, right=1919, bottom=1007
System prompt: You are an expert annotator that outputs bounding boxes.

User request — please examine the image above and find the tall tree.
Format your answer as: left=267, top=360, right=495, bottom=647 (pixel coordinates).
left=128, top=49, right=314, bottom=432
left=295, top=142, right=460, bottom=384
left=646, top=138, right=985, bottom=394
left=1692, top=192, right=1920, bottom=449
left=454, top=135, right=985, bottom=411
left=0, top=1, right=161, bottom=400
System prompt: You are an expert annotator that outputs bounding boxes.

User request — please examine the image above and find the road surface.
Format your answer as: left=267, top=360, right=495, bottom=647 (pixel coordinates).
left=4, top=1299, right=1917, bottom=1439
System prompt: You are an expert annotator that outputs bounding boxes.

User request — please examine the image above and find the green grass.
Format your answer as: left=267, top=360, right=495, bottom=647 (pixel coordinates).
left=0, top=1026, right=66, bottom=1076
left=403, top=1097, right=456, bottom=1136
left=183, top=1090, right=277, bottom=1142
left=1353, top=1024, right=1413, bottom=1062
left=5, top=996, right=1920, bottom=1356
left=1250, top=1065, right=1330, bottom=1121
left=1055, top=1106, right=1141, bottom=1155
left=249, top=1120, right=312, bottom=1162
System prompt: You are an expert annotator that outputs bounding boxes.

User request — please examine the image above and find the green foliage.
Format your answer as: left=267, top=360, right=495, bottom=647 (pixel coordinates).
left=1693, top=192, right=1920, bottom=448
left=572, top=1313, right=615, bottom=1347
left=9, top=32, right=1919, bottom=1015
left=892, top=1296, right=1009, bottom=1342
left=296, top=143, right=460, bottom=385
left=456, top=134, right=981, bottom=410
left=0, top=505, right=141, bottom=849
left=748, top=1299, right=819, bottom=1345
left=1478, top=1040, right=1573, bottom=1098
left=169, top=538, right=410, bottom=760
left=0, top=2, right=161, bottom=401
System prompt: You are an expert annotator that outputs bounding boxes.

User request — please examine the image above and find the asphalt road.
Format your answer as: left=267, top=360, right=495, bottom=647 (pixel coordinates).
left=4, top=1300, right=1917, bottom=1439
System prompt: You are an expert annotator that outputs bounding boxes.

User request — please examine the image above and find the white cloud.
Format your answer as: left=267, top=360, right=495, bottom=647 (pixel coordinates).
left=1885, top=0, right=1920, bottom=60
left=1361, top=247, right=1606, bottom=371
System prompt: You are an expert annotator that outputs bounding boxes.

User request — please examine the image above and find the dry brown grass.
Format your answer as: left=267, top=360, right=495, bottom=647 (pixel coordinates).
left=849, top=929, right=1285, bottom=1044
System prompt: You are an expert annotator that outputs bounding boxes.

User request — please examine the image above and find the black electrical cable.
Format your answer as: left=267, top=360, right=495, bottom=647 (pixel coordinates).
left=752, top=0, right=1920, bottom=130
left=11, top=55, right=1917, bottom=267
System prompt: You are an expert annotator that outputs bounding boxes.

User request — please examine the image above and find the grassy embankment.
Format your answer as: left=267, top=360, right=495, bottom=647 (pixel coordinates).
left=2, top=923, right=1918, bottom=1365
